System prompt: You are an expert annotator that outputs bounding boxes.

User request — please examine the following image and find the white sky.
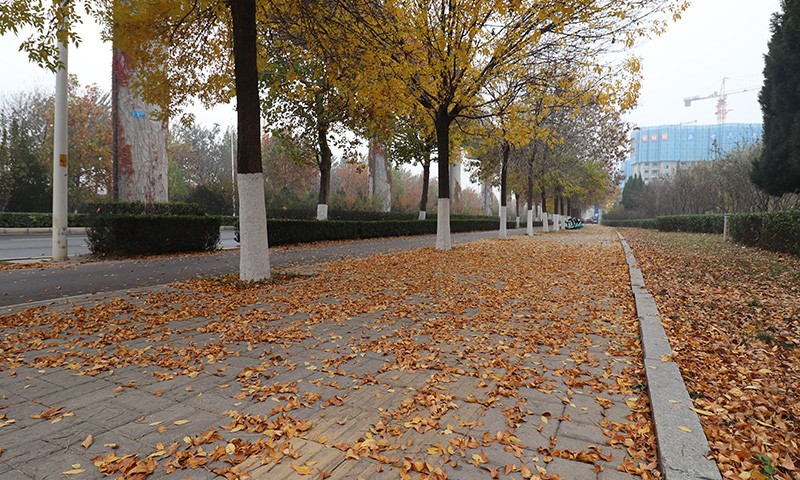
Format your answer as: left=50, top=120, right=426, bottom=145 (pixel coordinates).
left=0, top=0, right=783, bottom=177
left=626, top=0, right=781, bottom=127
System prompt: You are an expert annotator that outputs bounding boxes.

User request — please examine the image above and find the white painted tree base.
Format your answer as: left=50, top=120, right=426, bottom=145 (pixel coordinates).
left=542, top=213, right=550, bottom=232
left=526, top=209, right=534, bottom=236
left=238, top=173, right=270, bottom=281
left=499, top=206, right=507, bottom=239
left=515, top=216, right=520, bottom=228
left=418, top=210, right=427, bottom=220
left=435, top=198, right=451, bottom=250
left=317, top=204, right=328, bottom=221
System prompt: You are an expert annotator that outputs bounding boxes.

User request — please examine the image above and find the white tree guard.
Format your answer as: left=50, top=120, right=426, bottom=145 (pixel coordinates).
left=238, top=173, right=270, bottom=281
left=526, top=209, right=534, bottom=236
left=499, top=206, right=507, bottom=239
left=317, top=204, right=328, bottom=221
left=418, top=210, right=427, bottom=220
left=436, top=198, right=452, bottom=250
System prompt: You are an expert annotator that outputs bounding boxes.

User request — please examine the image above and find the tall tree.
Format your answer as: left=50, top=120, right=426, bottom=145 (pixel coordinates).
left=114, top=0, right=272, bottom=280
left=753, top=0, right=800, bottom=196
left=0, top=89, right=53, bottom=212
left=63, top=81, right=113, bottom=211
left=258, top=5, right=361, bottom=220
left=2, top=118, right=51, bottom=212
left=386, top=116, right=437, bottom=220
left=304, top=0, right=686, bottom=249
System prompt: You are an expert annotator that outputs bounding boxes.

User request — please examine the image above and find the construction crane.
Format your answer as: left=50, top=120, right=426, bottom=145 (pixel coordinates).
left=683, top=77, right=758, bottom=124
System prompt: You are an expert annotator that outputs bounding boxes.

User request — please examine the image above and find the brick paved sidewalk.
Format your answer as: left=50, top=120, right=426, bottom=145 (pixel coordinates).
left=0, top=229, right=652, bottom=480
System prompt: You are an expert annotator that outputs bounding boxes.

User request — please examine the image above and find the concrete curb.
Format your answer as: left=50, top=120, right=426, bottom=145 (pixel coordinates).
left=617, top=231, right=722, bottom=480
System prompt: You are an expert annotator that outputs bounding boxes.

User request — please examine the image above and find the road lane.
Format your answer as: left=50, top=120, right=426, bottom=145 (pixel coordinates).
left=0, top=229, right=529, bottom=308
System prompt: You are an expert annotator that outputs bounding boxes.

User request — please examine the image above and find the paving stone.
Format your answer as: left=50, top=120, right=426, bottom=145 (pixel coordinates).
left=598, top=465, right=639, bottom=480
left=566, top=392, right=606, bottom=425
left=2, top=440, right=62, bottom=473
left=10, top=449, right=106, bottom=480
left=435, top=401, right=484, bottom=435
left=0, top=467, right=35, bottom=479
left=544, top=456, right=599, bottom=480
left=515, top=421, right=556, bottom=451
left=557, top=418, right=611, bottom=446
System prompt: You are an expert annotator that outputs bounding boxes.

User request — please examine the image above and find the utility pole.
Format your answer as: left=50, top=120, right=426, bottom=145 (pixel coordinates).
left=52, top=16, right=69, bottom=261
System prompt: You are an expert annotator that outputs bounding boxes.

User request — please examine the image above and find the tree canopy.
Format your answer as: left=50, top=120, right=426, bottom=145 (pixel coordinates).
left=754, top=0, right=800, bottom=196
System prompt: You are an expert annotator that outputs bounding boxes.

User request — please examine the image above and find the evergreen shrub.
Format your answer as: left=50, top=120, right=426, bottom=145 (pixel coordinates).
left=729, top=211, right=800, bottom=255
left=238, top=218, right=514, bottom=246
left=601, top=218, right=658, bottom=229
left=0, top=212, right=89, bottom=228
left=655, top=215, right=724, bottom=234
left=87, top=214, right=220, bottom=255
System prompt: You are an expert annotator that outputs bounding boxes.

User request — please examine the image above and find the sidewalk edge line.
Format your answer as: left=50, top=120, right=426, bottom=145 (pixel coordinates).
left=616, top=230, right=722, bottom=480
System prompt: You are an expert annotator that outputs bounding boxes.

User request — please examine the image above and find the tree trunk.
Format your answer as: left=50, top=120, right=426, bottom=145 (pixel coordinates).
left=317, top=122, right=332, bottom=220
left=112, top=46, right=168, bottom=203
left=231, top=0, right=270, bottom=281
left=499, top=141, right=509, bottom=239
left=514, top=192, right=520, bottom=228
left=435, top=106, right=451, bottom=250
left=419, top=157, right=430, bottom=219
left=540, top=188, right=547, bottom=215
left=368, top=138, right=392, bottom=212
left=524, top=151, right=534, bottom=236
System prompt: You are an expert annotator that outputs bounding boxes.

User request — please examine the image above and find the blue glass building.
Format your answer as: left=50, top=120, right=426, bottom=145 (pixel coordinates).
left=621, top=123, right=762, bottom=183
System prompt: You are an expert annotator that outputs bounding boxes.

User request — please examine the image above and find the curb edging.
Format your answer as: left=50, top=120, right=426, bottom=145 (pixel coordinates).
left=617, top=231, right=722, bottom=480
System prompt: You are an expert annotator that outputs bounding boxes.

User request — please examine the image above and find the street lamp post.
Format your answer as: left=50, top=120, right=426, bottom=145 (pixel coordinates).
left=52, top=17, right=69, bottom=261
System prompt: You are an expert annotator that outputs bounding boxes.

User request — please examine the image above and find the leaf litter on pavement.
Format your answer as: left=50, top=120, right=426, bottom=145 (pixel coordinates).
left=622, top=229, right=799, bottom=480
left=0, top=229, right=661, bottom=479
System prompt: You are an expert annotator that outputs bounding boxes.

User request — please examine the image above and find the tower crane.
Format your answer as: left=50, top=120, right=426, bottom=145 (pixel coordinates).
left=683, top=77, right=758, bottom=124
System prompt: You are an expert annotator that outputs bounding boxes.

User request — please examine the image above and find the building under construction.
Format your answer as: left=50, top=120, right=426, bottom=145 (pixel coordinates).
left=621, top=123, right=763, bottom=183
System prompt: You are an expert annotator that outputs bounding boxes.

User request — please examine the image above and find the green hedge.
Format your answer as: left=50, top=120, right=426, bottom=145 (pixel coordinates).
left=0, top=212, right=89, bottom=228
left=655, top=214, right=724, bottom=234
left=87, top=214, right=221, bottom=255
left=81, top=201, right=206, bottom=216
left=601, top=218, right=658, bottom=229
left=240, top=219, right=515, bottom=246
left=729, top=211, right=800, bottom=256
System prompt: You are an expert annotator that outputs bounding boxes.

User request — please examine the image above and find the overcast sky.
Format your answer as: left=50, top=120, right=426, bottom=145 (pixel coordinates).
left=0, top=0, right=783, bottom=131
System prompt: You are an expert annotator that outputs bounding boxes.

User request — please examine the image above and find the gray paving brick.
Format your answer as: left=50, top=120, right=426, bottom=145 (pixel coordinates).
left=544, top=456, right=598, bottom=480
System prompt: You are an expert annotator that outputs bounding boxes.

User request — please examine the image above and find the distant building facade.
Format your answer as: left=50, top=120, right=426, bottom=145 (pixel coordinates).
left=621, top=123, right=763, bottom=183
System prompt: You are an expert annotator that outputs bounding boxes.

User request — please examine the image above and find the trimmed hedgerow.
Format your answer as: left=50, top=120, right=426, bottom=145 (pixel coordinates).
left=87, top=214, right=221, bottom=255
left=655, top=214, right=724, bottom=234
left=236, top=219, right=515, bottom=246
left=81, top=201, right=206, bottom=216
left=0, top=212, right=89, bottom=228
left=601, top=218, right=658, bottom=229
left=729, top=211, right=800, bottom=256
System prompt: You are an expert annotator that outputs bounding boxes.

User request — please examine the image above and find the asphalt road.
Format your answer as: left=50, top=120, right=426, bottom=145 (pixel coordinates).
left=0, top=230, right=240, bottom=261
left=0, top=229, right=528, bottom=309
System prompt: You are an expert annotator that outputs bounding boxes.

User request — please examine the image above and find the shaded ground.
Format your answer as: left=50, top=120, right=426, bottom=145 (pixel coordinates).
left=0, top=229, right=659, bottom=479
left=622, top=229, right=799, bottom=480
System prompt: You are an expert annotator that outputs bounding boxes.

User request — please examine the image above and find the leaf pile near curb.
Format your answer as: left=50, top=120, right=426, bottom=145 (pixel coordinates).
left=623, top=229, right=799, bottom=480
